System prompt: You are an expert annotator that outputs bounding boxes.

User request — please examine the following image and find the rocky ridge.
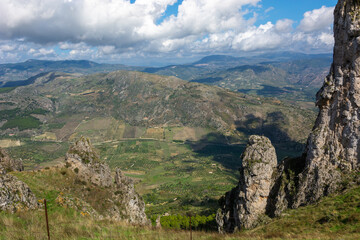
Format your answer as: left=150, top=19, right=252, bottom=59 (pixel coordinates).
left=0, top=148, right=39, bottom=213
left=217, top=0, right=360, bottom=232
left=65, top=137, right=148, bottom=225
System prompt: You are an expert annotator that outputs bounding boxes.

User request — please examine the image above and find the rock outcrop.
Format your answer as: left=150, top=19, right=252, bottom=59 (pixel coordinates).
left=292, top=0, right=360, bottom=207
left=112, top=168, right=148, bottom=224
left=217, top=136, right=277, bottom=233
left=0, top=149, right=38, bottom=213
left=217, top=0, right=360, bottom=232
left=0, top=148, right=23, bottom=173
left=0, top=173, right=39, bottom=212
left=66, top=137, right=112, bottom=187
left=65, top=137, right=148, bottom=225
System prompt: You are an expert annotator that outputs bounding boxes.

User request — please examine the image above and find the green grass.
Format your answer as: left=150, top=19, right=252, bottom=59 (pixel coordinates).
left=246, top=185, right=360, bottom=239
left=1, top=116, right=42, bottom=130
left=8, top=140, right=69, bottom=169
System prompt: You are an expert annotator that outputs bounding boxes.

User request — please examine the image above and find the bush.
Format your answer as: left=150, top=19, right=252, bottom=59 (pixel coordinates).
left=160, top=214, right=217, bottom=231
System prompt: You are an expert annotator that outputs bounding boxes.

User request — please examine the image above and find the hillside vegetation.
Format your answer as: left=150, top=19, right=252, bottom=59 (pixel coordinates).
left=1, top=167, right=360, bottom=239
left=0, top=70, right=316, bottom=216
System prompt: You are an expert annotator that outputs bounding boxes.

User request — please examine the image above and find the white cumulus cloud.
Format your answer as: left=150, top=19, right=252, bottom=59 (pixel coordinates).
left=298, top=6, right=334, bottom=33
left=275, top=19, right=294, bottom=33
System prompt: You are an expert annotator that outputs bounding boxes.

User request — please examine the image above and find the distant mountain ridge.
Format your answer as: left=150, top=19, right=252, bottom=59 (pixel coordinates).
left=0, top=59, right=141, bottom=86
left=140, top=52, right=332, bottom=101
left=0, top=52, right=332, bottom=102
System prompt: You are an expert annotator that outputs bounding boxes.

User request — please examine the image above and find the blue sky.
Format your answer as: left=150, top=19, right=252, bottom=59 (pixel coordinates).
left=157, top=0, right=337, bottom=26
left=0, top=0, right=337, bottom=66
left=257, top=0, right=337, bottom=25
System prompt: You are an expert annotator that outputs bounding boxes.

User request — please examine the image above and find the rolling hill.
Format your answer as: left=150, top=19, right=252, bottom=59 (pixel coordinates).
left=0, top=70, right=316, bottom=215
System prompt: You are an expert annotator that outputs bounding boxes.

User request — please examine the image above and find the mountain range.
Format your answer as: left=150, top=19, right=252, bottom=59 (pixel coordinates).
left=0, top=52, right=332, bottom=103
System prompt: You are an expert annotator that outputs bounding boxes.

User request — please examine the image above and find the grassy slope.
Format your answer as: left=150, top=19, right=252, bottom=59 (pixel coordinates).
left=1, top=169, right=359, bottom=239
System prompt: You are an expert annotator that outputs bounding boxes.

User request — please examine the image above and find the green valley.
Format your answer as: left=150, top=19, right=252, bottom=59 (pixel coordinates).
left=0, top=70, right=316, bottom=217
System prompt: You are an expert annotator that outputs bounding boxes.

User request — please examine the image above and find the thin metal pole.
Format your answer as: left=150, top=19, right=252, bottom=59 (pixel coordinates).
left=44, top=199, right=50, bottom=240
left=189, top=214, right=192, bottom=240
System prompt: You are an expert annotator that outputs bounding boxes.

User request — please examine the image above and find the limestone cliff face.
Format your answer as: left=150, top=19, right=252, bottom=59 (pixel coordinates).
left=216, top=136, right=277, bottom=233
left=0, top=149, right=38, bottom=212
left=65, top=137, right=148, bottom=225
left=294, top=0, right=360, bottom=207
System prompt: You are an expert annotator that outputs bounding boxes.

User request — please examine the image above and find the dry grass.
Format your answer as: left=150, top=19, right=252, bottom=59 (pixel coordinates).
left=7, top=165, right=360, bottom=240
left=2, top=207, right=359, bottom=240
left=0, top=139, right=21, bottom=148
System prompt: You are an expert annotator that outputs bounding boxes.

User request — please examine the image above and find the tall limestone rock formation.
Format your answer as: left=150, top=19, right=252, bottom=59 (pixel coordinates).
left=217, top=0, right=360, bottom=232
left=217, top=136, right=277, bottom=233
left=65, top=137, right=148, bottom=225
left=293, top=0, right=360, bottom=206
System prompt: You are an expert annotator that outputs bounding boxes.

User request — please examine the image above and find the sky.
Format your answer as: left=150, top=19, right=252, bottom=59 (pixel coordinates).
left=0, top=0, right=338, bottom=66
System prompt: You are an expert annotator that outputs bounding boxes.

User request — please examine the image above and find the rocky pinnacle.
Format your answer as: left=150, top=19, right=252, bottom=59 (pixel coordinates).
left=294, top=0, right=360, bottom=206
left=216, top=136, right=277, bottom=233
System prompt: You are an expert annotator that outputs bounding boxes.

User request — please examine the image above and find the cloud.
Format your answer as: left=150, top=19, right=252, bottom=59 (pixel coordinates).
left=265, top=7, right=274, bottom=13
left=0, top=1, right=335, bottom=64
left=98, top=45, right=116, bottom=55
left=318, top=32, right=334, bottom=46
left=232, top=22, right=289, bottom=51
left=0, top=0, right=259, bottom=47
left=0, top=44, right=16, bottom=52
left=28, top=48, right=55, bottom=57
left=275, top=19, right=293, bottom=33
left=298, top=6, right=334, bottom=33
